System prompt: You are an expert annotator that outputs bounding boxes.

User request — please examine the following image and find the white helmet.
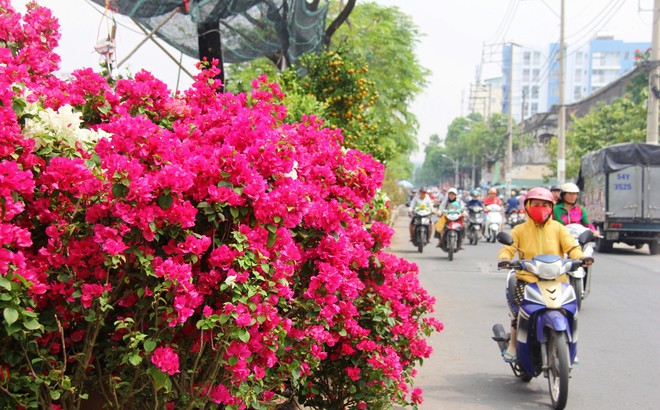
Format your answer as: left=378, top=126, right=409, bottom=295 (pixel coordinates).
left=447, top=188, right=458, bottom=195
left=560, top=182, right=579, bottom=193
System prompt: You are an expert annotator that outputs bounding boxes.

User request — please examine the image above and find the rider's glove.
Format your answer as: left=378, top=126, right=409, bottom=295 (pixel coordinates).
left=497, top=260, right=511, bottom=269
left=581, top=257, right=594, bottom=267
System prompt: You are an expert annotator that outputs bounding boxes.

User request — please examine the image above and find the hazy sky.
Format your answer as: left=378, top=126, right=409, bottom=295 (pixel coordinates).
left=13, top=0, right=656, bottom=159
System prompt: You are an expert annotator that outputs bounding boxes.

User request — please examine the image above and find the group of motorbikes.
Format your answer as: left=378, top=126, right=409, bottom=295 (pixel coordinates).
left=411, top=200, right=596, bottom=409
left=411, top=202, right=522, bottom=258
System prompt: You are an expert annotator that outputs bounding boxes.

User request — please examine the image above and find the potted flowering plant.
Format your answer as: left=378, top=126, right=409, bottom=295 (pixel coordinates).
left=0, top=2, right=442, bottom=409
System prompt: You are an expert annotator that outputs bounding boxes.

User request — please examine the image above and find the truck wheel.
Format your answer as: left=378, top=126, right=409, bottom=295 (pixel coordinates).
left=650, top=241, right=659, bottom=256
left=595, top=237, right=612, bottom=253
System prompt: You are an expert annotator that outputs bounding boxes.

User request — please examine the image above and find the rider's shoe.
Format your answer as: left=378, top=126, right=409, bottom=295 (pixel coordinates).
left=502, top=349, right=517, bottom=363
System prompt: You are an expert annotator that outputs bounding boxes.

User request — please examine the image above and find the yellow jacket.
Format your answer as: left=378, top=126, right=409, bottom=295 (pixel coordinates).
left=497, top=218, right=584, bottom=283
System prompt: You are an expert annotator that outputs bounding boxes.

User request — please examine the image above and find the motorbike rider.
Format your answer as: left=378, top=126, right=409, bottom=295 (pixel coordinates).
left=466, top=189, right=484, bottom=209
left=553, top=182, right=600, bottom=237
left=496, top=187, right=594, bottom=362
left=435, top=187, right=465, bottom=248
left=483, top=187, right=504, bottom=234
left=550, top=185, right=562, bottom=203
left=408, top=187, right=434, bottom=243
left=505, top=190, right=520, bottom=220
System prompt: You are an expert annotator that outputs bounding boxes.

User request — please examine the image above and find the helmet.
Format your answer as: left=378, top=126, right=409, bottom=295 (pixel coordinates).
left=447, top=188, right=458, bottom=196
left=560, top=182, right=579, bottom=193
left=550, top=185, right=561, bottom=192
left=470, top=189, right=479, bottom=196
left=419, top=186, right=428, bottom=193
left=524, top=187, right=554, bottom=204
left=488, top=187, right=497, bottom=194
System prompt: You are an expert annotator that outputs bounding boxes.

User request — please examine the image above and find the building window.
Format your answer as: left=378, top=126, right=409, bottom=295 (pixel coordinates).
left=532, top=68, right=540, bottom=81
left=531, top=85, right=539, bottom=99
left=574, top=86, right=582, bottom=100
left=533, top=51, right=541, bottom=65
left=531, top=102, right=538, bottom=115
left=575, top=69, right=582, bottom=82
left=524, top=51, right=531, bottom=65
left=523, top=69, right=530, bottom=82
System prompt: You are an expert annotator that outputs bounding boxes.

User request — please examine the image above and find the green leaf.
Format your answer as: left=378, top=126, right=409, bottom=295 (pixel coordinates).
left=230, top=207, right=240, bottom=219
left=3, top=307, right=18, bottom=326
left=0, top=276, right=10, bottom=291
left=267, top=231, right=277, bottom=248
left=148, top=367, right=169, bottom=392
left=237, top=329, right=251, bottom=343
left=157, top=193, right=173, bottom=210
left=23, top=319, right=42, bottom=330
left=111, top=183, right=129, bottom=198
left=143, top=339, right=157, bottom=353
left=128, top=353, right=142, bottom=366
left=266, top=224, right=277, bottom=233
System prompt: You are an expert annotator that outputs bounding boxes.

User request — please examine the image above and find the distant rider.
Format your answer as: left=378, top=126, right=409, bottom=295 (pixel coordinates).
left=408, top=187, right=434, bottom=243
left=553, top=182, right=600, bottom=237
left=496, top=187, right=593, bottom=362
left=435, top=187, right=465, bottom=248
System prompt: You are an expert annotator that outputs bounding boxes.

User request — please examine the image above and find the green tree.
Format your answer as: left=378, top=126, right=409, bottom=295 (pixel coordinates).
left=418, top=113, right=510, bottom=188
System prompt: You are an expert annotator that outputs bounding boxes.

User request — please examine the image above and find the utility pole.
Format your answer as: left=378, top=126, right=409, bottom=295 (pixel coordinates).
left=506, top=43, right=515, bottom=198
left=557, top=0, right=566, bottom=183
left=520, top=87, right=527, bottom=147
left=647, top=0, right=660, bottom=144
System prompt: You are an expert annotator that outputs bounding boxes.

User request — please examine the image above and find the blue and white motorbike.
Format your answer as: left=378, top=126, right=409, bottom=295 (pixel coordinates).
left=492, top=230, right=592, bottom=410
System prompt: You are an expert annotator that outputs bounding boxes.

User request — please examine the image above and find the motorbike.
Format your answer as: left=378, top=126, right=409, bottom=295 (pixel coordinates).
left=564, top=224, right=595, bottom=310
left=507, top=209, right=519, bottom=227
left=411, top=206, right=433, bottom=253
left=484, top=203, right=504, bottom=242
left=492, top=231, right=590, bottom=410
left=439, top=208, right=464, bottom=261
left=507, top=208, right=525, bottom=227
left=466, top=204, right=483, bottom=245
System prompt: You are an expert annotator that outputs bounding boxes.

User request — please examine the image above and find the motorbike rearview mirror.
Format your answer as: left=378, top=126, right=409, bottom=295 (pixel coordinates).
left=577, top=229, right=594, bottom=245
left=496, top=232, right=513, bottom=245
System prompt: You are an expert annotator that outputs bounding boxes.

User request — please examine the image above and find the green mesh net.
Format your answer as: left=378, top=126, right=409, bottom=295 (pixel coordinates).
left=92, top=0, right=329, bottom=64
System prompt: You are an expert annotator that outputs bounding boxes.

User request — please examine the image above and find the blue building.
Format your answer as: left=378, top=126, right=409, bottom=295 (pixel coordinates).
left=503, top=34, right=649, bottom=122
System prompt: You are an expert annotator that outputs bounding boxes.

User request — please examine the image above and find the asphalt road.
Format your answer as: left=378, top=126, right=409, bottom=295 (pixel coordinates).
left=388, top=209, right=660, bottom=409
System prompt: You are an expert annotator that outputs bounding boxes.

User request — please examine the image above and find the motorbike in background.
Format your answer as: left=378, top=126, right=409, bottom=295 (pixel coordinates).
left=507, top=209, right=525, bottom=228
left=564, top=224, right=595, bottom=310
left=411, top=206, right=433, bottom=253
left=439, top=208, right=464, bottom=261
left=466, top=204, right=483, bottom=245
left=484, top=203, right=504, bottom=243
left=492, top=232, right=586, bottom=410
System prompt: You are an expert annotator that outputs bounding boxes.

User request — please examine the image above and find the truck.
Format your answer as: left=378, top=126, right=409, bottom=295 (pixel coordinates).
left=577, top=142, right=660, bottom=255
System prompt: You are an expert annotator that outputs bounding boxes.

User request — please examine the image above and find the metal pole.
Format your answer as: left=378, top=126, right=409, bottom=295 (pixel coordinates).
left=506, top=43, right=514, bottom=198
left=131, top=18, right=195, bottom=80
left=118, top=7, right=181, bottom=68
left=454, top=159, right=459, bottom=189
left=557, top=0, right=567, bottom=183
left=647, top=0, right=660, bottom=144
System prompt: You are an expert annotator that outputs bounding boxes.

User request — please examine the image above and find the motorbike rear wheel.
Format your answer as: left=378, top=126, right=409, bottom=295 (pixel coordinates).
left=547, top=331, right=570, bottom=410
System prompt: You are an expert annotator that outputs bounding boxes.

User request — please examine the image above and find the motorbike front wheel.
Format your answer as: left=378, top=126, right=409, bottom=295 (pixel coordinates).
left=470, top=227, right=479, bottom=245
left=547, top=331, right=570, bottom=410
left=569, top=276, right=583, bottom=310
left=417, top=226, right=427, bottom=253
left=447, top=233, right=455, bottom=261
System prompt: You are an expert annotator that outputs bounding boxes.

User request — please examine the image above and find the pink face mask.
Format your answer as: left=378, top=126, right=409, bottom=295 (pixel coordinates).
left=527, top=206, right=552, bottom=224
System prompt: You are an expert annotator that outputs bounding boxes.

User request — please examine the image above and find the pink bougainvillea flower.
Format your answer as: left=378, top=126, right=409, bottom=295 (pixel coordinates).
left=151, top=346, right=180, bottom=375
